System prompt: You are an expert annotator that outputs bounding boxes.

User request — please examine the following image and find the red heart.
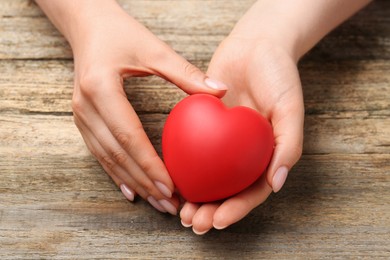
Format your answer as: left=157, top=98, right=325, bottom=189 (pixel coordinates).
left=162, top=94, right=274, bottom=203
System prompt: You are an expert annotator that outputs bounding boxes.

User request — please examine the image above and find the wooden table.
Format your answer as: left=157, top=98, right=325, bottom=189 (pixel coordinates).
left=1, top=0, right=389, bottom=258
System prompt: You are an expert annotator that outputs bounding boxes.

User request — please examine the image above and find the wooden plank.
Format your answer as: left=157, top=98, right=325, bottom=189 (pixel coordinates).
left=301, top=60, right=390, bottom=117
left=0, top=0, right=389, bottom=258
left=1, top=60, right=389, bottom=115
left=0, top=0, right=253, bottom=60
left=0, top=0, right=389, bottom=60
left=0, top=153, right=388, bottom=258
left=1, top=113, right=389, bottom=158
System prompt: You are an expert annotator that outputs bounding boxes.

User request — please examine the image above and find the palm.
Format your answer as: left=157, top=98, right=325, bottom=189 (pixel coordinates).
left=180, top=38, right=304, bottom=234
left=209, top=39, right=302, bottom=115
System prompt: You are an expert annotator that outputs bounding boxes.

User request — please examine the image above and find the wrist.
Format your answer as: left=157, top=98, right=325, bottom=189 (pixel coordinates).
left=228, top=1, right=303, bottom=63
left=35, top=0, right=123, bottom=50
left=228, top=29, right=301, bottom=65
left=229, top=0, right=372, bottom=63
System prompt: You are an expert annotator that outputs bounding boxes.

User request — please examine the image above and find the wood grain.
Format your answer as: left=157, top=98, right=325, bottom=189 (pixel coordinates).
left=1, top=152, right=388, bottom=258
left=0, top=0, right=389, bottom=259
left=1, top=113, right=389, bottom=157
left=1, top=59, right=389, bottom=115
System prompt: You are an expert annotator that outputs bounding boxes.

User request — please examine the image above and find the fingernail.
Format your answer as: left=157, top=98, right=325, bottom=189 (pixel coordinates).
left=213, top=223, right=228, bottom=230
left=147, top=196, right=167, bottom=213
left=181, top=220, right=192, bottom=228
left=158, top=199, right=177, bottom=215
left=155, top=181, right=172, bottom=198
left=120, top=184, right=135, bottom=201
left=272, top=166, right=289, bottom=193
left=192, top=227, right=210, bottom=235
left=204, top=78, right=228, bottom=90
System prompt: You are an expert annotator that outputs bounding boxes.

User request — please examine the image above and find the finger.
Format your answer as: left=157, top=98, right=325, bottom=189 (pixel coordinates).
left=77, top=120, right=137, bottom=202
left=74, top=102, right=160, bottom=198
left=74, top=114, right=147, bottom=198
left=212, top=174, right=272, bottom=230
left=75, top=113, right=178, bottom=214
left=191, top=203, right=220, bottom=235
left=79, top=75, right=175, bottom=200
left=267, top=99, right=304, bottom=193
left=180, top=202, right=200, bottom=228
left=81, top=112, right=165, bottom=200
left=102, top=166, right=138, bottom=203
left=119, top=183, right=136, bottom=202
left=148, top=46, right=228, bottom=97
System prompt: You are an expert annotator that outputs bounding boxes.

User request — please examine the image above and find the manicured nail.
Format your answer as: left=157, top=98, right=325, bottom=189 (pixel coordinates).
left=120, top=184, right=135, bottom=202
left=192, top=227, right=210, bottom=235
left=147, top=196, right=167, bottom=213
left=204, top=78, right=228, bottom=90
left=158, top=199, right=177, bottom=215
left=213, top=223, right=228, bottom=230
left=181, top=220, right=192, bottom=228
left=155, top=181, right=172, bottom=198
left=272, top=166, right=289, bottom=193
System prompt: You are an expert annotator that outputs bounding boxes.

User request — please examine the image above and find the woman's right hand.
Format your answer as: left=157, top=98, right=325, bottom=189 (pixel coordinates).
left=36, top=0, right=227, bottom=214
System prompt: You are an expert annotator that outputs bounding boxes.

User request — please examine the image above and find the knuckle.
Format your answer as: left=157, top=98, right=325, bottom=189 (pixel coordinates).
left=111, top=150, right=128, bottom=165
left=137, top=158, right=154, bottom=174
left=114, top=130, right=132, bottom=148
left=78, top=74, right=99, bottom=98
left=183, top=62, right=201, bottom=78
left=71, top=95, right=84, bottom=115
left=77, top=67, right=111, bottom=98
left=113, top=125, right=144, bottom=152
left=100, top=154, right=116, bottom=171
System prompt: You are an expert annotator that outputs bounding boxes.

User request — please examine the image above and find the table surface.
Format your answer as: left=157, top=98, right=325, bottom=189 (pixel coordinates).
left=1, top=0, right=389, bottom=259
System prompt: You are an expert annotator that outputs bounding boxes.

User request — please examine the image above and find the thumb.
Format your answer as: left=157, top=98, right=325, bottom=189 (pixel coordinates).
left=151, top=48, right=228, bottom=97
left=266, top=103, right=305, bottom=193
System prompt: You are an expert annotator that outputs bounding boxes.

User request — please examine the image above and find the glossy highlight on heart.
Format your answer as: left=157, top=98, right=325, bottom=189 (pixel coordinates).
left=162, top=94, right=274, bottom=203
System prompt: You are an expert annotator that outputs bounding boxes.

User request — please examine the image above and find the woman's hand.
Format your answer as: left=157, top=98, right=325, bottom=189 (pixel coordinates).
left=180, top=37, right=304, bottom=234
left=180, top=0, right=371, bottom=234
left=36, top=0, right=227, bottom=214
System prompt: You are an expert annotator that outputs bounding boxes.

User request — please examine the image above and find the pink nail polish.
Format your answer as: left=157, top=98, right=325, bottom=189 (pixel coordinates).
left=147, top=196, right=167, bottom=213
left=213, top=223, right=228, bottom=230
left=155, top=181, right=172, bottom=198
left=272, top=166, right=289, bottom=193
left=181, top=220, right=192, bottom=228
left=158, top=199, right=177, bottom=215
left=120, top=184, right=135, bottom=201
left=204, top=78, right=228, bottom=90
left=192, top=227, right=210, bottom=235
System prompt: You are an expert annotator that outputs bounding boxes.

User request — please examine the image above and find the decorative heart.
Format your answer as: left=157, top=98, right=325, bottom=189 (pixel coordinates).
left=162, top=94, right=274, bottom=203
